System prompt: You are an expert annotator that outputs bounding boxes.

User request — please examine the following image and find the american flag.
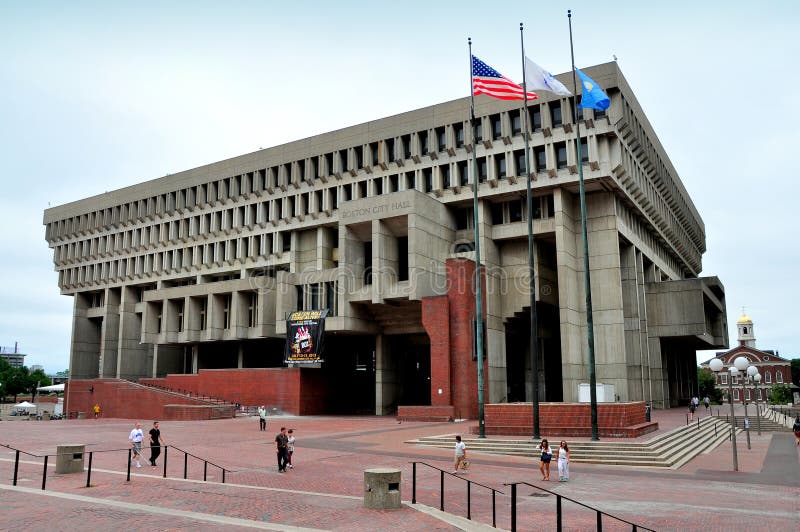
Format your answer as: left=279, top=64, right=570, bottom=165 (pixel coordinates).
left=472, top=55, right=537, bottom=101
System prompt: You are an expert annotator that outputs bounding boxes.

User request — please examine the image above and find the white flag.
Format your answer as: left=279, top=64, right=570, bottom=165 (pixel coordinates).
left=524, top=57, right=572, bottom=96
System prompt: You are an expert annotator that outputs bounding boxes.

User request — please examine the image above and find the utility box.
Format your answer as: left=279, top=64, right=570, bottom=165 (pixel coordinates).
left=363, top=468, right=401, bottom=509
left=56, top=444, right=85, bottom=474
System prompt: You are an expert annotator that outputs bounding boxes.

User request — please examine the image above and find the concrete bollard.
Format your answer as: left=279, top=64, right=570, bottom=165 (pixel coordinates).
left=56, top=444, right=85, bottom=474
left=363, top=468, right=401, bottom=509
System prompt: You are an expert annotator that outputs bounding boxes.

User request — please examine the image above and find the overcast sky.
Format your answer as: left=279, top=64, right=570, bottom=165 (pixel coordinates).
left=1, top=1, right=797, bottom=373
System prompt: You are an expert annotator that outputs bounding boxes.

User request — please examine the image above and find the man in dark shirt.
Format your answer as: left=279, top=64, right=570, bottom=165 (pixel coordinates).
left=275, top=426, right=289, bottom=472
left=148, top=421, right=166, bottom=467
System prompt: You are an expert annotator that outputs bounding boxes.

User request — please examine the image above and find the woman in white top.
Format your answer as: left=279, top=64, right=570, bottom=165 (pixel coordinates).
left=557, top=440, right=570, bottom=482
left=453, top=435, right=466, bottom=474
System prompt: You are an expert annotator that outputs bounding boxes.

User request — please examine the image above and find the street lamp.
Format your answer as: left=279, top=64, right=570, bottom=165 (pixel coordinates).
left=752, top=372, right=762, bottom=436
left=734, top=357, right=751, bottom=450
left=709, top=358, right=738, bottom=471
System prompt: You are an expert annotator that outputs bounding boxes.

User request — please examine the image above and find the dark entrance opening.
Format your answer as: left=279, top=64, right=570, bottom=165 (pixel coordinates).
left=505, top=302, right=562, bottom=402
left=321, top=334, right=376, bottom=414
left=395, top=334, right=431, bottom=406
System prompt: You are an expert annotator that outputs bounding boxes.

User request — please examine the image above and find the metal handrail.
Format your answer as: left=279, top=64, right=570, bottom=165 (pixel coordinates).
left=410, top=461, right=503, bottom=528
left=505, top=481, right=655, bottom=532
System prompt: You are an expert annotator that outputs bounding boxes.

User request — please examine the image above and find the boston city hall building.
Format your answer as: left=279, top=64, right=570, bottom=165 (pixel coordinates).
left=44, top=62, right=728, bottom=422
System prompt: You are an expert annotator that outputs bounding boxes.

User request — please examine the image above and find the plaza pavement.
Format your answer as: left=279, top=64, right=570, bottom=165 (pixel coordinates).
left=0, top=406, right=798, bottom=531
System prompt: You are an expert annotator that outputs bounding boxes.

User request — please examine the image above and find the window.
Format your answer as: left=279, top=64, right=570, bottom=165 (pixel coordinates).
left=720, top=373, right=727, bottom=385
left=389, top=174, right=398, bottom=192
left=550, top=102, right=563, bottom=127
left=296, top=285, right=305, bottom=310
left=545, top=194, right=554, bottom=218
left=732, top=374, right=738, bottom=385
left=757, top=389, right=763, bottom=400
left=310, top=283, right=320, bottom=310
left=177, top=300, right=184, bottom=333
left=496, top=156, right=507, bottom=179
left=358, top=180, right=366, bottom=199
left=455, top=123, right=464, bottom=148
left=354, top=146, right=363, bottom=168
left=374, top=178, right=382, bottom=196
left=490, top=114, right=502, bottom=139
left=419, top=130, right=429, bottom=156
left=577, top=136, right=589, bottom=163
left=534, top=146, right=546, bottom=172
left=397, top=236, right=408, bottom=282
left=765, top=371, right=771, bottom=383
left=455, top=208, right=472, bottom=230
left=401, top=135, right=411, bottom=159
left=556, top=142, right=568, bottom=169
left=325, top=281, right=336, bottom=315
left=364, top=241, right=373, bottom=285
left=474, top=122, right=483, bottom=143
left=370, top=142, right=379, bottom=167
left=490, top=203, right=503, bottom=225
left=223, top=294, right=232, bottom=329
left=248, top=293, right=258, bottom=327
left=745, top=389, right=751, bottom=401
left=458, top=160, right=469, bottom=186
left=385, top=138, right=395, bottom=161
left=530, top=105, right=542, bottom=131
left=515, top=150, right=527, bottom=176
left=478, top=158, right=488, bottom=182
left=733, top=389, right=739, bottom=401
left=508, top=200, right=522, bottom=223
left=406, top=171, right=416, bottom=190
left=436, top=127, right=446, bottom=152
left=511, top=110, right=522, bottom=136
left=282, top=233, right=291, bottom=253
left=594, top=107, right=607, bottom=120
left=531, top=197, right=542, bottom=219
left=776, top=371, right=783, bottom=383
left=441, top=165, right=451, bottom=188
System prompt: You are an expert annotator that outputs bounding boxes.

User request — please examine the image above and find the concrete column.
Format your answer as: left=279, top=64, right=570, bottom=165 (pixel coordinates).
left=620, top=243, right=642, bottom=402
left=238, top=344, right=244, bottom=368
left=117, top=286, right=150, bottom=381
left=99, top=288, right=121, bottom=378
left=191, top=345, right=199, bottom=373
left=69, top=293, right=101, bottom=380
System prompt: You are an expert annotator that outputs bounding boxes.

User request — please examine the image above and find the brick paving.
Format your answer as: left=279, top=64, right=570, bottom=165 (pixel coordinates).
left=0, top=407, right=798, bottom=531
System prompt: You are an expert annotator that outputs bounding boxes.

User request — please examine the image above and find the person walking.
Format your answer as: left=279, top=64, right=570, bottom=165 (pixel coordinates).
left=93, top=404, right=101, bottom=419
left=688, top=399, right=696, bottom=421
left=275, top=426, right=289, bottom=472
left=537, top=438, right=552, bottom=481
left=287, top=429, right=296, bottom=469
left=148, top=421, right=166, bottom=468
left=129, top=422, right=144, bottom=468
left=453, top=435, right=467, bottom=474
left=793, top=416, right=800, bottom=446
left=258, top=405, right=267, bottom=431
left=703, top=396, right=710, bottom=412
left=557, top=441, right=570, bottom=482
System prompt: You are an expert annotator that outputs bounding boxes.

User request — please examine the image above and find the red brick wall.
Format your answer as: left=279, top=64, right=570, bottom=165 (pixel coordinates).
left=480, top=402, right=655, bottom=437
left=397, top=405, right=455, bottom=422
left=423, top=296, right=450, bottom=407
left=65, top=379, right=233, bottom=420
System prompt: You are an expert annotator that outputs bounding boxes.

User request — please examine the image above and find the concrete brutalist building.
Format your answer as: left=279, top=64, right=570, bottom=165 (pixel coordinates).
left=43, top=62, right=727, bottom=415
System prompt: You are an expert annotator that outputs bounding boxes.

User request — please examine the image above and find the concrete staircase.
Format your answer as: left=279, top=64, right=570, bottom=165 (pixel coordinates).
left=712, top=413, right=791, bottom=432
left=407, top=417, right=739, bottom=469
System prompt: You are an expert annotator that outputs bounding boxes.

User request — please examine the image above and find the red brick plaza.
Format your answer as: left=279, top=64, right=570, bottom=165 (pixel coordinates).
left=1, top=408, right=798, bottom=531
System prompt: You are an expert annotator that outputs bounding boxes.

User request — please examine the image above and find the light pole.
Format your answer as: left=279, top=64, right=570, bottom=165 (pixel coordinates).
left=734, top=357, right=751, bottom=450
left=752, top=372, right=762, bottom=436
left=709, top=358, right=738, bottom=471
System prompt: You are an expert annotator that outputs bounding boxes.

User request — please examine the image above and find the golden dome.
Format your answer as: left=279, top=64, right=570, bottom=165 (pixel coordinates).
left=737, top=315, right=752, bottom=324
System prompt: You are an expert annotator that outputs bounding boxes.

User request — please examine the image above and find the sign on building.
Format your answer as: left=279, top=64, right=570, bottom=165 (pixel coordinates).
left=284, top=309, right=329, bottom=364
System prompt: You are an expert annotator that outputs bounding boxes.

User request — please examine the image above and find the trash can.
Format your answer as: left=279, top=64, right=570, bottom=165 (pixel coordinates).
left=56, top=444, right=85, bottom=474
left=645, top=403, right=651, bottom=422
left=364, top=468, right=401, bottom=509
left=43, top=411, right=51, bottom=420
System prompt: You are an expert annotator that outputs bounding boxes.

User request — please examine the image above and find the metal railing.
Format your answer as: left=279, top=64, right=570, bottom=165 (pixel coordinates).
left=137, top=382, right=235, bottom=406
left=505, top=481, right=655, bottom=532
left=410, top=461, right=503, bottom=528
left=1, top=443, right=228, bottom=490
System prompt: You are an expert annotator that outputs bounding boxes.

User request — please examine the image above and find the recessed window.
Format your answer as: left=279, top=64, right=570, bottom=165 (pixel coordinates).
left=496, top=156, right=507, bottom=179
left=455, top=124, right=464, bottom=148
left=530, top=105, right=542, bottom=131
left=436, top=127, right=446, bottom=152
left=550, top=102, right=563, bottom=127
left=474, top=122, right=483, bottom=143
left=441, top=165, right=451, bottom=188
left=577, top=137, right=589, bottom=163
left=401, top=135, right=411, bottom=159
left=534, top=146, right=546, bottom=172
left=776, top=371, right=783, bottom=383
left=509, top=200, right=522, bottom=223
left=374, top=178, right=383, bottom=196
left=511, top=110, right=522, bottom=136
left=515, top=150, right=526, bottom=176
left=556, top=142, right=568, bottom=169
left=423, top=168, right=432, bottom=193
left=458, top=161, right=469, bottom=186
left=419, top=131, right=429, bottom=156
left=490, top=114, right=502, bottom=139
left=490, top=203, right=503, bottom=225
left=765, top=371, right=771, bottom=383
left=478, top=158, right=488, bottom=182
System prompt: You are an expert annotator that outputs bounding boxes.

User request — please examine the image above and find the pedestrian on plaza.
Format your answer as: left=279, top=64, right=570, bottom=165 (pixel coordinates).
left=536, top=438, right=552, bottom=481
left=703, top=396, right=710, bottom=411
left=258, top=405, right=267, bottom=431
left=93, top=403, right=101, bottom=419
left=688, top=399, right=696, bottom=421
left=557, top=441, right=570, bottom=482
left=148, top=420, right=166, bottom=468
left=793, top=416, right=800, bottom=446
left=287, top=429, right=296, bottom=469
left=129, top=422, right=144, bottom=468
left=453, top=435, right=467, bottom=474
left=275, top=426, right=289, bottom=472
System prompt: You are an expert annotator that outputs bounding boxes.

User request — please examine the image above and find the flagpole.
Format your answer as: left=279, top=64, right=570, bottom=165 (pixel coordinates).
left=519, top=23, right=541, bottom=441
left=568, top=9, right=599, bottom=441
left=468, top=38, right=487, bottom=439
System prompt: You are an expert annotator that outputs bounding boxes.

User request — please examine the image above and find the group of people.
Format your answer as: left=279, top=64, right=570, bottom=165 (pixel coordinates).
left=688, top=396, right=711, bottom=421
left=454, top=435, right=571, bottom=482
left=128, top=420, right=166, bottom=468
left=256, top=405, right=297, bottom=472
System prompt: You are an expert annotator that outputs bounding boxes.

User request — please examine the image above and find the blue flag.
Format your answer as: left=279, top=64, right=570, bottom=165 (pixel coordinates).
left=575, top=68, right=610, bottom=110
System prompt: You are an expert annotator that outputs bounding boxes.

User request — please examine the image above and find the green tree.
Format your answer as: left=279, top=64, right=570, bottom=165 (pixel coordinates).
left=4, top=366, right=29, bottom=403
left=28, top=369, right=52, bottom=401
left=697, top=368, right=723, bottom=404
left=0, top=357, right=11, bottom=400
left=768, top=383, right=792, bottom=405
left=791, top=359, right=799, bottom=387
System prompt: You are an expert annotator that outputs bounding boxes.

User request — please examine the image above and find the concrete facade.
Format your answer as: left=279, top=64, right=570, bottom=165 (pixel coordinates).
left=44, top=62, right=727, bottom=414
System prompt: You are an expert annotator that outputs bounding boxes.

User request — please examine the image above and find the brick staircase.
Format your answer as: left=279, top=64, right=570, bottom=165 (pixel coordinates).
left=407, top=417, right=738, bottom=468
left=712, top=412, right=791, bottom=432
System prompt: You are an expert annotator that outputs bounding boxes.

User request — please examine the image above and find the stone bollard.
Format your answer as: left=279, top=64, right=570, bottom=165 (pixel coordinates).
left=363, top=468, right=401, bottom=509
left=56, top=444, right=85, bottom=474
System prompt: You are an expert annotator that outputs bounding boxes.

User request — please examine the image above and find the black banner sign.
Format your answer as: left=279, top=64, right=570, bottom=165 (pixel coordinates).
left=284, top=309, right=329, bottom=364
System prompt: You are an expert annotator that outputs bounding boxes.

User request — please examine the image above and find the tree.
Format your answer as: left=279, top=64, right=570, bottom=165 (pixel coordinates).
left=791, top=359, right=799, bottom=387
left=4, top=366, right=29, bottom=403
left=697, top=368, right=723, bottom=404
left=27, top=369, right=52, bottom=401
left=768, top=383, right=792, bottom=405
